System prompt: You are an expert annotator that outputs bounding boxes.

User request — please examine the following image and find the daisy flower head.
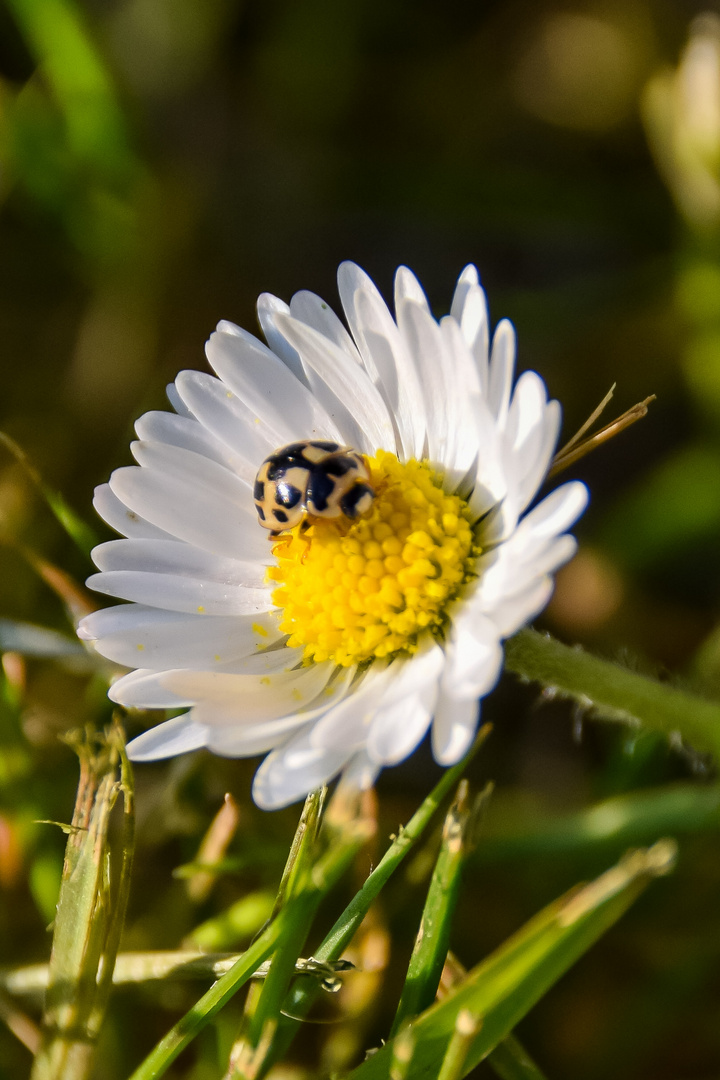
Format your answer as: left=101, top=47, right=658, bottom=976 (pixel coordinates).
left=78, top=263, right=588, bottom=810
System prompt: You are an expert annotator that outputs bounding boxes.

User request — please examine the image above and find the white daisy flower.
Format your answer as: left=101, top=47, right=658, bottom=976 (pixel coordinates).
left=78, top=263, right=588, bottom=810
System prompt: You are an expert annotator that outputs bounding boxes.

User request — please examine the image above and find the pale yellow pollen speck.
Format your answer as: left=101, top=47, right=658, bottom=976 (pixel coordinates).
left=252, top=622, right=269, bottom=637
left=214, top=654, right=221, bottom=662
left=136, top=643, right=145, bottom=651
left=269, top=449, right=479, bottom=667
left=260, top=676, right=271, bottom=686
left=197, top=606, right=205, bottom=613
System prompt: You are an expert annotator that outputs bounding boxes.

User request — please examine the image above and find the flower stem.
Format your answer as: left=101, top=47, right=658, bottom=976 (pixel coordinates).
left=505, top=629, right=720, bottom=759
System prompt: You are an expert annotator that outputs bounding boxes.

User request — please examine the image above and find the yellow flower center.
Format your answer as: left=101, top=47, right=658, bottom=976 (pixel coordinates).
left=268, top=450, right=479, bottom=667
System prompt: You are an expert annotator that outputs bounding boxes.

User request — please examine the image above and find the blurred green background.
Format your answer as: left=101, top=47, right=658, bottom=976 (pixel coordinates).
left=3, top=1, right=720, bottom=1077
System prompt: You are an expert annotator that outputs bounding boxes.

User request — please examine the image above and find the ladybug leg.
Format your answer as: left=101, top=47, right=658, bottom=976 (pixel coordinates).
left=298, top=518, right=313, bottom=563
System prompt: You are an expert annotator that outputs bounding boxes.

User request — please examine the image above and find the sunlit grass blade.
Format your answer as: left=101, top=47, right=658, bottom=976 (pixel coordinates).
left=475, top=781, right=720, bottom=863
left=436, top=1010, right=479, bottom=1080
left=260, top=728, right=491, bottom=1074
left=127, top=919, right=284, bottom=1080
left=239, top=790, right=327, bottom=1057
left=346, top=839, right=677, bottom=1080
left=29, top=718, right=134, bottom=1080
left=438, top=958, right=547, bottom=1080
left=391, top=780, right=473, bottom=1036
left=0, top=431, right=99, bottom=558
left=505, top=628, right=720, bottom=759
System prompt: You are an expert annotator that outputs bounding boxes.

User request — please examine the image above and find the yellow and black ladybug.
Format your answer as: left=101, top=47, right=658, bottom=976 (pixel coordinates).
left=254, top=440, right=375, bottom=537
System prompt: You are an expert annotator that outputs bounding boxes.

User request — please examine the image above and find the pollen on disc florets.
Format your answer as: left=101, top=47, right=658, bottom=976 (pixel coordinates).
left=268, top=449, right=480, bottom=667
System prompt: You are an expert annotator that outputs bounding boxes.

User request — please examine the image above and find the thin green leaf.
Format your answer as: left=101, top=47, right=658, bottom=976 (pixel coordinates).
left=391, top=780, right=472, bottom=1036
left=127, top=921, right=284, bottom=1080
left=347, top=839, right=677, bottom=1080
left=437, top=1010, right=479, bottom=1080
left=505, top=629, right=720, bottom=759
left=0, top=432, right=98, bottom=557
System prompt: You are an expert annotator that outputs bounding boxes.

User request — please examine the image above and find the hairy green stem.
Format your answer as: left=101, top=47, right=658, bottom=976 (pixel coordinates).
left=505, top=629, right=720, bottom=758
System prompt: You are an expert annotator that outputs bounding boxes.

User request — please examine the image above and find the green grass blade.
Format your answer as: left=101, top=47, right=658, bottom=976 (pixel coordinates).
left=261, top=728, right=491, bottom=1073
left=391, top=780, right=472, bottom=1036
left=475, top=782, right=720, bottom=863
left=0, top=431, right=98, bottom=558
left=505, top=629, right=720, bottom=758
left=127, top=920, right=284, bottom=1080
left=346, top=839, right=677, bottom=1080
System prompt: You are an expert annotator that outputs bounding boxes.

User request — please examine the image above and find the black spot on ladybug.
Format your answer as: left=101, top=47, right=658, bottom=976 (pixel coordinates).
left=254, top=478, right=265, bottom=501
left=340, top=483, right=375, bottom=518
left=273, top=509, right=289, bottom=523
left=323, top=456, right=355, bottom=476
left=256, top=504, right=266, bottom=521
left=306, top=471, right=335, bottom=512
left=276, top=482, right=302, bottom=508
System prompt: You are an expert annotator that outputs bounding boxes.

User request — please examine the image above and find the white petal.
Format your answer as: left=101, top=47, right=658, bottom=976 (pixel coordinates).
left=205, top=711, right=312, bottom=756
left=135, top=410, right=242, bottom=472
left=289, top=290, right=361, bottom=362
left=488, top=320, right=516, bottom=430
left=78, top=604, right=285, bottom=669
left=352, top=286, right=427, bottom=460
left=166, top=382, right=194, bottom=418
left=90, top=538, right=265, bottom=585
left=438, top=316, right=484, bottom=481
left=505, top=371, right=547, bottom=453
left=514, top=400, right=562, bottom=513
left=275, top=313, right=396, bottom=455
left=161, top=662, right=335, bottom=720
left=487, top=576, right=555, bottom=637
left=309, top=666, right=392, bottom=751
left=93, top=484, right=175, bottom=541
left=443, top=610, right=504, bottom=699
left=110, top=668, right=195, bottom=708
left=431, top=691, right=480, bottom=766
left=127, top=714, right=208, bottom=761
left=450, top=267, right=489, bottom=394
left=86, top=570, right=271, bottom=616
left=252, top=726, right=353, bottom=810
left=335, top=749, right=381, bottom=794
left=172, top=370, right=273, bottom=478
left=205, top=330, right=341, bottom=445
left=109, top=460, right=268, bottom=563
left=394, top=265, right=431, bottom=314
left=311, top=642, right=444, bottom=753
left=256, top=294, right=309, bottom=387
left=468, top=532, right=576, bottom=627
left=366, top=685, right=436, bottom=765
left=514, top=481, right=589, bottom=543
left=396, top=299, right=451, bottom=468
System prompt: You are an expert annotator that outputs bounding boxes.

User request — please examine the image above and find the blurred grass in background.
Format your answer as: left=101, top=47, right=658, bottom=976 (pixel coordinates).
left=2, top=1, right=720, bottom=1077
